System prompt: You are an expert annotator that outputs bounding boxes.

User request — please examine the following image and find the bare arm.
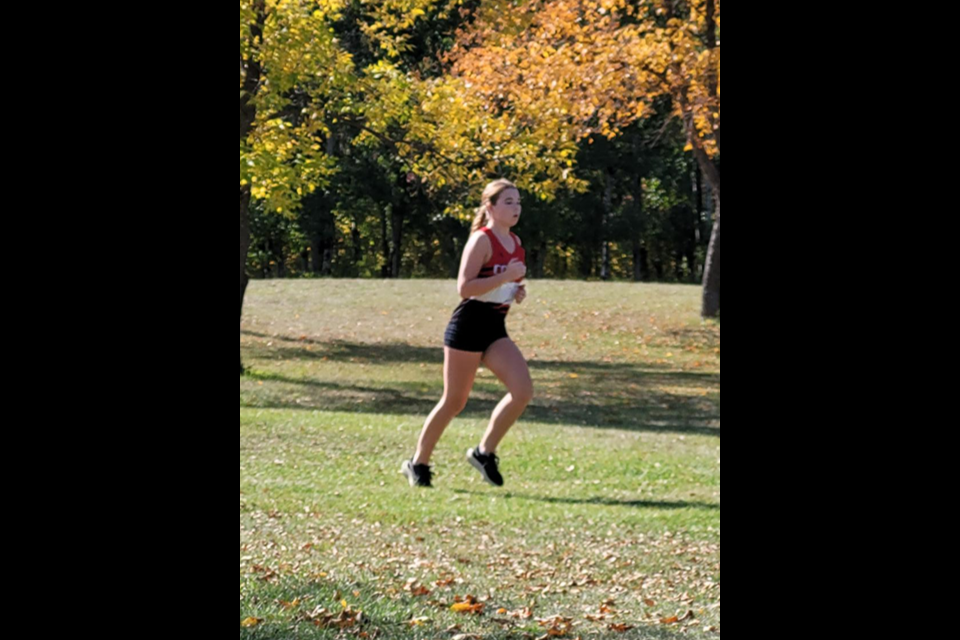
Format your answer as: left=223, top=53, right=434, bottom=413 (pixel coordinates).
left=457, top=233, right=525, bottom=298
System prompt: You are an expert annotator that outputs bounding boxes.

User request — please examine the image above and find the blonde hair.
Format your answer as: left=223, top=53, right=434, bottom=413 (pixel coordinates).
left=471, top=179, right=519, bottom=233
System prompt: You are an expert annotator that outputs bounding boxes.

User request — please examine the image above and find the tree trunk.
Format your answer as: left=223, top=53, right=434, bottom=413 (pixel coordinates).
left=239, top=2, right=265, bottom=375
left=701, top=200, right=721, bottom=318
left=632, top=240, right=646, bottom=282
left=311, top=236, right=323, bottom=273
left=381, top=207, right=391, bottom=278
left=391, top=205, right=404, bottom=278
left=601, top=168, right=613, bottom=281
left=240, top=188, right=252, bottom=375
left=629, top=134, right=646, bottom=283
left=352, top=219, right=362, bottom=272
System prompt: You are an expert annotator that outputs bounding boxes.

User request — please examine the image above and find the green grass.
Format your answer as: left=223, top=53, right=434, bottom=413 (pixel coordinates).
left=240, top=280, right=720, bottom=639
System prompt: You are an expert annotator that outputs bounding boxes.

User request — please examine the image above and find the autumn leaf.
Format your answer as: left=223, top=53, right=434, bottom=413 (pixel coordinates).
left=451, top=602, right=485, bottom=614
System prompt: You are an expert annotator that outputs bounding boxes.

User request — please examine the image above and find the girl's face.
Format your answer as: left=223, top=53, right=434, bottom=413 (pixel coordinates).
left=487, top=188, right=522, bottom=228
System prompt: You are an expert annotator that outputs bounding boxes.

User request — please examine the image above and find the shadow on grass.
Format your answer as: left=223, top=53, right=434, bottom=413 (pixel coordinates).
left=241, top=337, right=720, bottom=438
left=452, top=489, right=720, bottom=511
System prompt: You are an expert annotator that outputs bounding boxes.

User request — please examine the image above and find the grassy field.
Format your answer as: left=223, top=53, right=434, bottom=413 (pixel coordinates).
left=240, top=279, right=720, bottom=639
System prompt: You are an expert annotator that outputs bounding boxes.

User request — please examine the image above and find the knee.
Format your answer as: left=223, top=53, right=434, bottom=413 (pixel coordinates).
left=512, top=381, right=534, bottom=406
left=442, top=394, right=470, bottom=416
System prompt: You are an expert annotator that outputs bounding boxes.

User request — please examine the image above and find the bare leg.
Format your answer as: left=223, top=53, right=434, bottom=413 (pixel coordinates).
left=478, top=338, right=533, bottom=454
left=413, top=347, right=483, bottom=465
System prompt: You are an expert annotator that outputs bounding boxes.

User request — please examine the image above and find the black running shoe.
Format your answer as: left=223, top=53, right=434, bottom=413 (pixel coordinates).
left=401, top=460, right=433, bottom=488
left=467, top=447, right=504, bottom=487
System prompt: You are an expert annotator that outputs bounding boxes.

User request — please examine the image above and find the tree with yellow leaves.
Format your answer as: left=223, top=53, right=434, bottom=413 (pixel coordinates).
left=240, top=0, right=358, bottom=373
left=442, top=0, right=720, bottom=315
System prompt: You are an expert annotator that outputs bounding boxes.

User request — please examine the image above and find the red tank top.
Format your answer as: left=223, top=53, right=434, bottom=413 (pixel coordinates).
left=478, top=227, right=526, bottom=281
left=475, top=227, right=526, bottom=315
